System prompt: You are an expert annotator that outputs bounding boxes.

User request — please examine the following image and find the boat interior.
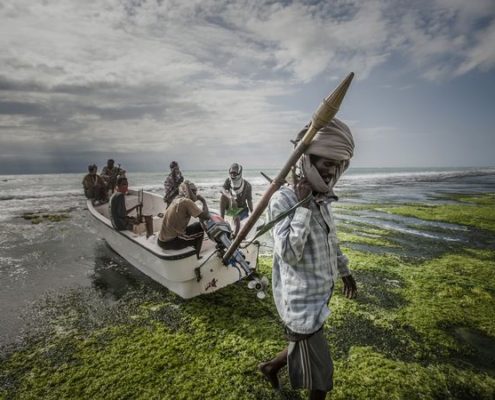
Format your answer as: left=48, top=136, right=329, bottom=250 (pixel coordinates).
left=92, top=191, right=217, bottom=260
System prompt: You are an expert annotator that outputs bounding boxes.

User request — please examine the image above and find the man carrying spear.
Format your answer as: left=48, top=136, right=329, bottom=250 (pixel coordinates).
left=258, top=118, right=357, bottom=399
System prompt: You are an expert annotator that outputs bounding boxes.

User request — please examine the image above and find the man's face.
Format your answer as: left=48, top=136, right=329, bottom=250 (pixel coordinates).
left=189, top=185, right=198, bottom=202
left=108, top=160, right=114, bottom=168
left=229, top=168, right=240, bottom=179
left=313, top=157, right=341, bottom=184
left=118, top=181, right=128, bottom=193
left=89, top=168, right=97, bottom=175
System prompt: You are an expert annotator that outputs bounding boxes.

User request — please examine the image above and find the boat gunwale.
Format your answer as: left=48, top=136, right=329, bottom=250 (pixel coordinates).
left=87, top=199, right=199, bottom=261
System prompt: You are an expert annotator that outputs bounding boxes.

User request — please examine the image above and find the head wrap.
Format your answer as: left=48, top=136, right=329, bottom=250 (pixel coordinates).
left=229, top=163, right=242, bottom=175
left=170, top=164, right=183, bottom=184
left=297, top=118, right=354, bottom=195
left=228, top=163, right=244, bottom=194
left=178, top=180, right=197, bottom=201
left=170, top=161, right=179, bottom=169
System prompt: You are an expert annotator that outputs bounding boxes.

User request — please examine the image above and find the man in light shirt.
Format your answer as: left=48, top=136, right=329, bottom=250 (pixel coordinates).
left=259, top=119, right=358, bottom=400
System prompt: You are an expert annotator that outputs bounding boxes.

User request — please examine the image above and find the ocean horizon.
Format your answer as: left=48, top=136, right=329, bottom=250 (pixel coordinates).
left=1, top=164, right=494, bottom=176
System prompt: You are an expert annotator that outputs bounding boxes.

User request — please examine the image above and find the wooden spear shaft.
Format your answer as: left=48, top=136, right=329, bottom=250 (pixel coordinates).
left=222, top=72, right=355, bottom=264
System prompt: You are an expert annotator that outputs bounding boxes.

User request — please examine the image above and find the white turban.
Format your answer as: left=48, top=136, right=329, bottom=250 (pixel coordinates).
left=305, top=118, right=354, bottom=160
left=297, top=118, right=354, bottom=194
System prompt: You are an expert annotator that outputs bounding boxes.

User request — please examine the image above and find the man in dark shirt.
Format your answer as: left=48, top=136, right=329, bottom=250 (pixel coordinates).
left=101, top=159, right=126, bottom=194
left=109, top=177, right=141, bottom=231
left=82, top=164, right=107, bottom=203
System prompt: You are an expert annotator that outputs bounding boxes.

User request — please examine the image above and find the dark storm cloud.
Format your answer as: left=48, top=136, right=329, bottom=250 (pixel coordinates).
left=0, top=101, right=47, bottom=116
left=0, top=76, right=47, bottom=92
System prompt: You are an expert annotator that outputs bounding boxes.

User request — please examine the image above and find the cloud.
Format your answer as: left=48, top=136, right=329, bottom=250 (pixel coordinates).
left=0, top=0, right=494, bottom=172
left=455, top=20, right=495, bottom=75
left=391, top=0, right=495, bottom=80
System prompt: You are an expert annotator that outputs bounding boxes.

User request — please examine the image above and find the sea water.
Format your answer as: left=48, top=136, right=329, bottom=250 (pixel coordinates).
left=1, top=167, right=494, bottom=344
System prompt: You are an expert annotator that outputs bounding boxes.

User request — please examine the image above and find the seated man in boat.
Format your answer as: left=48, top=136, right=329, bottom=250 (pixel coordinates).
left=82, top=164, right=107, bottom=204
left=109, top=176, right=142, bottom=231
left=163, top=160, right=184, bottom=207
left=219, top=163, right=253, bottom=235
left=157, top=180, right=209, bottom=259
left=101, top=159, right=126, bottom=194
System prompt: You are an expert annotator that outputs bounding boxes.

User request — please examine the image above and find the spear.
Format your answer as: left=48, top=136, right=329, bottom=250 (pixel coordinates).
left=222, top=72, right=355, bottom=264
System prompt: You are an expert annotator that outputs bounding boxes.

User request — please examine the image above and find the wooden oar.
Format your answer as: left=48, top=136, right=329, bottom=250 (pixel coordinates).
left=222, top=72, right=355, bottom=264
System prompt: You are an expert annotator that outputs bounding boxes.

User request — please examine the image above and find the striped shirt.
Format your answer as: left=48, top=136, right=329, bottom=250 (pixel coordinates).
left=269, top=186, right=350, bottom=334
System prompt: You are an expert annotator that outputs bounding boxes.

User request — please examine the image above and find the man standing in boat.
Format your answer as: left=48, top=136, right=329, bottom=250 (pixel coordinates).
left=259, top=119, right=357, bottom=400
left=219, top=163, right=253, bottom=236
left=82, top=164, right=107, bottom=204
left=109, top=176, right=142, bottom=231
left=101, top=159, right=126, bottom=194
left=163, top=161, right=184, bottom=207
left=158, top=180, right=209, bottom=259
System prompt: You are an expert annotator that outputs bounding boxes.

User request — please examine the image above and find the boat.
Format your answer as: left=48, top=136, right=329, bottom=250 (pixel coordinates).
left=88, top=189, right=260, bottom=299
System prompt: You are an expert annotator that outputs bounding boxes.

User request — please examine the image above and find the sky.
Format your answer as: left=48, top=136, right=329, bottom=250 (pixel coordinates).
left=1, top=0, right=494, bottom=174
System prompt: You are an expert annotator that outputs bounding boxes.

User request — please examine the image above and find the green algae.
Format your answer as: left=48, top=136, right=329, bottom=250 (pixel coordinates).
left=338, top=230, right=400, bottom=248
left=379, top=193, right=495, bottom=232
left=3, top=195, right=495, bottom=399
left=2, top=250, right=495, bottom=399
left=334, top=347, right=495, bottom=400
left=398, top=250, right=495, bottom=357
left=225, top=206, right=244, bottom=218
left=0, top=258, right=293, bottom=400
left=22, top=213, right=70, bottom=224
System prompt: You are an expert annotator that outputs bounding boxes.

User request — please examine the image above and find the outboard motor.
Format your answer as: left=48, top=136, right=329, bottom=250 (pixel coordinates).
left=204, top=214, right=268, bottom=299
left=205, top=214, right=251, bottom=274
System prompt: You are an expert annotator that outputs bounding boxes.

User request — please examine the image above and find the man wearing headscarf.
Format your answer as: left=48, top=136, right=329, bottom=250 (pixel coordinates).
left=163, top=161, right=184, bottom=207
left=82, top=164, right=107, bottom=204
left=101, top=159, right=126, bottom=194
left=158, top=180, right=209, bottom=259
left=219, top=163, right=253, bottom=235
left=258, top=118, right=357, bottom=400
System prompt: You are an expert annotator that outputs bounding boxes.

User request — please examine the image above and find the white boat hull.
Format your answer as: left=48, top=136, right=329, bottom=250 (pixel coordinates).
left=88, top=190, right=259, bottom=298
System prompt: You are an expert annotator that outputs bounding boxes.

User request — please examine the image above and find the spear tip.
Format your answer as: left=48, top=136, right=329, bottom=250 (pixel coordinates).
left=310, top=72, right=355, bottom=134
left=324, top=72, right=355, bottom=106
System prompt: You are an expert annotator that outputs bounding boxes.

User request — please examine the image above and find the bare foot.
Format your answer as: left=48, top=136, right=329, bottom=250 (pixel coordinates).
left=258, top=362, right=281, bottom=390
